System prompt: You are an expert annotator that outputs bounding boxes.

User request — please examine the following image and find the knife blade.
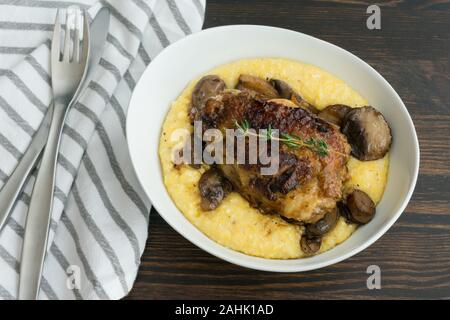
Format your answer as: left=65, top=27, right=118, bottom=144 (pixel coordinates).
left=0, top=8, right=110, bottom=235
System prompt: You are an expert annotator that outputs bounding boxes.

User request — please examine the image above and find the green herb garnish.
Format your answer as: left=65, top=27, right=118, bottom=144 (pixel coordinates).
left=234, top=119, right=329, bottom=157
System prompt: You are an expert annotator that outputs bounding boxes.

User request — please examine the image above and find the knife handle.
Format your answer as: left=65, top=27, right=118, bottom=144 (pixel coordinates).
left=19, top=101, right=67, bottom=300
left=0, top=107, right=51, bottom=234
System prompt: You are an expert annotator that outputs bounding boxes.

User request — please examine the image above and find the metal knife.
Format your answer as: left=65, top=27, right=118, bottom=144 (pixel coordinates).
left=0, top=8, right=110, bottom=235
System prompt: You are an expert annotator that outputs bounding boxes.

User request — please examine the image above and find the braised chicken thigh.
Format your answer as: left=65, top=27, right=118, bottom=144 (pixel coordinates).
left=195, top=90, right=351, bottom=223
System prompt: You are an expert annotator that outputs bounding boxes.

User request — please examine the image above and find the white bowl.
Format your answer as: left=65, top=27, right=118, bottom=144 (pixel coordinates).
left=127, top=25, right=419, bottom=272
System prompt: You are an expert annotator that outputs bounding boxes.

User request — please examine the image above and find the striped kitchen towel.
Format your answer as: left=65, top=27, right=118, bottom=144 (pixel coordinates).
left=0, top=0, right=205, bottom=299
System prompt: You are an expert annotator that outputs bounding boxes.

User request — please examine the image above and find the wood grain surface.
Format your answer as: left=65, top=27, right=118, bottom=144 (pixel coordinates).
left=126, top=0, right=450, bottom=299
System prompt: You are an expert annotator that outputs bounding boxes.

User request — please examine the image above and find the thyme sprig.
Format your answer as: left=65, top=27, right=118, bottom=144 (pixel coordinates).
left=235, top=119, right=329, bottom=157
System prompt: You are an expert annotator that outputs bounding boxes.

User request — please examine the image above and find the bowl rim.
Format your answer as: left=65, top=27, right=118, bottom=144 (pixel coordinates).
left=126, top=25, right=420, bottom=272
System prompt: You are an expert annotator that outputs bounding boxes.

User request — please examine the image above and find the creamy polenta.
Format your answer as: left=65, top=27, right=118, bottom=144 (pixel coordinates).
left=159, top=58, right=389, bottom=259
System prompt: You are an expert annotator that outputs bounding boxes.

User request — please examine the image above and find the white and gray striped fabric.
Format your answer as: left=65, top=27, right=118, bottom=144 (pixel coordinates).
left=0, top=0, right=205, bottom=299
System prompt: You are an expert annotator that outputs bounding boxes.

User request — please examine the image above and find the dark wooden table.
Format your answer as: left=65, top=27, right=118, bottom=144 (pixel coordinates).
left=127, top=0, right=450, bottom=299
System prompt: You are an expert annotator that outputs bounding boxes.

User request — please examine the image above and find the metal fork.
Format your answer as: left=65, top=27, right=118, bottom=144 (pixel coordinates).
left=18, top=7, right=90, bottom=300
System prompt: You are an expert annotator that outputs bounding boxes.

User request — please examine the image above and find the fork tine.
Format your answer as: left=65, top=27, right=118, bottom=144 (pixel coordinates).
left=73, top=10, right=80, bottom=62
left=51, top=9, right=61, bottom=63
left=62, top=9, right=72, bottom=62
left=79, top=10, right=89, bottom=65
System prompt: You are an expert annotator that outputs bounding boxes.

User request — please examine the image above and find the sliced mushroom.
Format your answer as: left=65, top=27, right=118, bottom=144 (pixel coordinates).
left=341, top=106, right=392, bottom=161
left=300, top=235, right=321, bottom=255
left=291, top=95, right=319, bottom=114
left=190, top=75, right=226, bottom=122
left=305, top=207, right=339, bottom=236
left=270, top=79, right=295, bottom=99
left=337, top=201, right=351, bottom=221
left=236, top=74, right=279, bottom=99
left=318, top=104, right=351, bottom=126
left=345, top=189, right=376, bottom=224
left=199, top=168, right=233, bottom=211
left=270, top=78, right=319, bottom=114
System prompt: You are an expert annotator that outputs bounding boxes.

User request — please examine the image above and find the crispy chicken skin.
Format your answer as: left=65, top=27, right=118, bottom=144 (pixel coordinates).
left=194, top=91, right=351, bottom=223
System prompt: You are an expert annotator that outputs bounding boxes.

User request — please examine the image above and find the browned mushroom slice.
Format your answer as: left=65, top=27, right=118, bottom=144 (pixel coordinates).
left=270, top=78, right=319, bottom=114
left=300, top=235, right=321, bottom=255
left=269, top=79, right=295, bottom=99
left=189, top=75, right=226, bottom=122
left=198, top=167, right=233, bottom=211
left=292, top=97, right=319, bottom=114
left=341, top=106, right=392, bottom=161
left=305, top=207, right=339, bottom=236
left=318, top=104, right=351, bottom=126
left=345, top=189, right=376, bottom=224
left=337, top=201, right=351, bottom=221
left=236, top=74, right=279, bottom=99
